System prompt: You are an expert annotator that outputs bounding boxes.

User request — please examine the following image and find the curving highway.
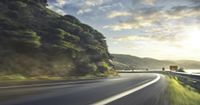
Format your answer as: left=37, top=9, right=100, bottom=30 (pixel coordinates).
left=0, top=73, right=168, bottom=105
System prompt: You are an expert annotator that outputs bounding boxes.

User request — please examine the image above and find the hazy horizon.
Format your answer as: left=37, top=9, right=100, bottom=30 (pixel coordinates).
left=112, top=53, right=200, bottom=61
left=48, top=0, right=200, bottom=60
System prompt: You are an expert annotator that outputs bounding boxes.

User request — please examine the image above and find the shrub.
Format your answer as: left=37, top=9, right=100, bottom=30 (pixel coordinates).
left=4, top=11, right=19, bottom=19
left=97, top=61, right=110, bottom=72
left=64, top=32, right=80, bottom=43
left=62, top=15, right=80, bottom=24
left=75, top=62, right=98, bottom=75
left=7, top=1, right=27, bottom=10
left=1, top=30, right=41, bottom=52
left=54, top=28, right=66, bottom=40
left=49, top=28, right=82, bottom=51
left=87, top=63, right=98, bottom=72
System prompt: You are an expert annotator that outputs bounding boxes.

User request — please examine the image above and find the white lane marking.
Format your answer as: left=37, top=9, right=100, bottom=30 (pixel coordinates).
left=92, top=74, right=161, bottom=105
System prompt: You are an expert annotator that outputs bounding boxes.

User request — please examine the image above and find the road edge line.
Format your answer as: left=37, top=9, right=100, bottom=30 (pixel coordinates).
left=92, top=74, right=161, bottom=105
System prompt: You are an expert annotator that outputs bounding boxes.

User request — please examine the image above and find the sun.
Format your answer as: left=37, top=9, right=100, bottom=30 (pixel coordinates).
left=182, top=28, right=200, bottom=48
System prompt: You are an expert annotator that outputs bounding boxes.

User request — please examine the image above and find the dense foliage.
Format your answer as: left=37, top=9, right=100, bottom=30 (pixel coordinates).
left=0, top=0, right=114, bottom=76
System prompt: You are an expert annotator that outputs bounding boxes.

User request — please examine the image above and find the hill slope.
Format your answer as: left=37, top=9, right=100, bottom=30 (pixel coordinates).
left=112, top=54, right=200, bottom=69
left=0, top=0, right=114, bottom=77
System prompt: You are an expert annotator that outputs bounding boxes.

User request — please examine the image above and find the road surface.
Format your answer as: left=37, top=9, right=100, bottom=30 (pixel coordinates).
left=0, top=73, right=168, bottom=105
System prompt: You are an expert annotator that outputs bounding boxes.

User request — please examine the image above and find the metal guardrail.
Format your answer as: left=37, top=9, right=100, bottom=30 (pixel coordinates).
left=169, top=71, right=200, bottom=91
left=117, top=70, right=200, bottom=91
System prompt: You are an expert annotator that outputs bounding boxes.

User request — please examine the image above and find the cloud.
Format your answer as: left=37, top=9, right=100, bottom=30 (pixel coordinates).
left=142, top=0, right=157, bottom=5
left=111, top=23, right=200, bottom=52
left=103, top=6, right=164, bottom=30
left=112, top=33, right=177, bottom=42
left=103, top=19, right=154, bottom=31
left=103, top=22, right=140, bottom=31
left=131, top=0, right=157, bottom=6
left=104, top=2, right=200, bottom=31
left=47, top=0, right=74, bottom=15
left=56, top=0, right=68, bottom=6
left=48, top=0, right=111, bottom=15
left=76, top=0, right=109, bottom=15
left=189, top=0, right=200, bottom=5
left=107, top=11, right=132, bottom=18
left=167, top=5, right=200, bottom=19
left=77, top=8, right=92, bottom=15
left=84, top=0, right=105, bottom=7
left=47, top=5, right=66, bottom=15
left=103, top=11, right=162, bottom=30
left=113, top=35, right=151, bottom=41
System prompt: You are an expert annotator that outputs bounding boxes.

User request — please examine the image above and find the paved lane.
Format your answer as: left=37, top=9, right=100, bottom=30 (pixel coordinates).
left=0, top=73, right=168, bottom=105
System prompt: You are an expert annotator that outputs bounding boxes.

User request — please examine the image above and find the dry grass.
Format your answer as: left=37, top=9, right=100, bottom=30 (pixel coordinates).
left=167, top=78, right=200, bottom=105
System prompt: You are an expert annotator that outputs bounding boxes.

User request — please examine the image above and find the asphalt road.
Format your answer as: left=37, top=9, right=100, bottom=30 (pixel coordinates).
left=0, top=73, right=168, bottom=105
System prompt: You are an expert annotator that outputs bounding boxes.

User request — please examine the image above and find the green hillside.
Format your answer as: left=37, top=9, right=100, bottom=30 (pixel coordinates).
left=0, top=0, right=115, bottom=78
left=112, top=54, right=200, bottom=70
left=112, top=61, right=130, bottom=70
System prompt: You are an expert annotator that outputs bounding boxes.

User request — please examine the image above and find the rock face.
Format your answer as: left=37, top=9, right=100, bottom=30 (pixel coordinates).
left=0, top=0, right=114, bottom=76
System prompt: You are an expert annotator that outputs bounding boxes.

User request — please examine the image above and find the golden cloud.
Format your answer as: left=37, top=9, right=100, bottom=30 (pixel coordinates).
left=107, top=11, right=132, bottom=18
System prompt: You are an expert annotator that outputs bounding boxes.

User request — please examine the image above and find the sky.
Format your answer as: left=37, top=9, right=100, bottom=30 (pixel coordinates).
left=47, top=0, right=200, bottom=60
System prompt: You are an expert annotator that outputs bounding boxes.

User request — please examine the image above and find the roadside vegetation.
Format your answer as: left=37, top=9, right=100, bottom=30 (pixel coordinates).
left=0, top=0, right=116, bottom=81
left=0, top=71, right=118, bottom=83
left=167, top=77, right=200, bottom=105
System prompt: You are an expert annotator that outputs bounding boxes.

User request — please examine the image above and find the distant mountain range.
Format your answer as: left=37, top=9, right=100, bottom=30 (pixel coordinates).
left=112, top=54, right=200, bottom=70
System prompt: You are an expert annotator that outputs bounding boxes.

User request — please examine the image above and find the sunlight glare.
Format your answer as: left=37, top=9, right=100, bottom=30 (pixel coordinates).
left=182, top=28, right=200, bottom=48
